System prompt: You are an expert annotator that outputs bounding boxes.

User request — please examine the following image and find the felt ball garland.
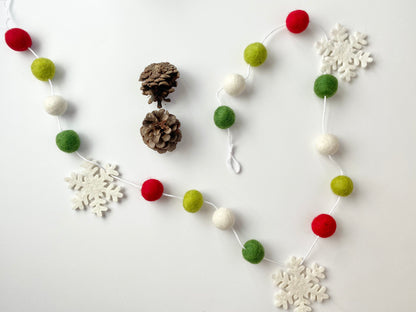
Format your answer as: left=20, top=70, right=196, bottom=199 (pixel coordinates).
left=3, top=5, right=356, bottom=267
left=3, top=5, right=370, bottom=311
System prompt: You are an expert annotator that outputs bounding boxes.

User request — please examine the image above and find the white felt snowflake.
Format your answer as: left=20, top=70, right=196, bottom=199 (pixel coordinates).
left=315, top=23, right=373, bottom=82
left=272, top=256, right=329, bottom=312
left=65, top=161, right=123, bottom=216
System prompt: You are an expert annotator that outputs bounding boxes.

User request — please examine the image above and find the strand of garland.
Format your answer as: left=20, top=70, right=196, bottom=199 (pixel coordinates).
left=211, top=9, right=352, bottom=264
left=2, top=2, right=354, bottom=271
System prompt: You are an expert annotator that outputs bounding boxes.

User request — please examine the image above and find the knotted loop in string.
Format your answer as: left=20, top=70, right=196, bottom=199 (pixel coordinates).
left=0, top=0, right=15, bottom=29
left=226, top=128, right=241, bottom=174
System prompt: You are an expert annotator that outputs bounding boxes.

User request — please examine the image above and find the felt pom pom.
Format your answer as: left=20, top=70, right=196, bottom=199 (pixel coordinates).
left=286, top=10, right=309, bottom=34
left=314, top=74, right=338, bottom=98
left=312, top=214, right=337, bottom=238
left=214, top=105, right=235, bottom=129
left=314, top=133, right=339, bottom=155
left=56, top=130, right=80, bottom=153
left=141, top=179, right=164, bottom=201
left=242, top=239, right=265, bottom=264
left=223, top=74, right=246, bottom=96
left=331, top=175, right=354, bottom=197
left=244, top=42, right=267, bottom=67
left=44, top=95, right=68, bottom=116
left=31, top=58, right=55, bottom=81
left=5, top=28, right=32, bottom=51
left=183, top=190, right=204, bottom=213
left=212, top=207, right=235, bottom=230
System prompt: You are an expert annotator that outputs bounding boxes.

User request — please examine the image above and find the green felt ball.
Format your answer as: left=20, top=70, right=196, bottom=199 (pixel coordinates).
left=314, top=74, right=338, bottom=98
left=244, top=42, right=267, bottom=67
left=242, top=239, right=265, bottom=264
left=56, top=130, right=81, bottom=153
left=31, top=57, right=55, bottom=81
left=183, top=190, right=204, bottom=213
left=214, top=106, right=235, bottom=129
left=331, top=175, right=354, bottom=197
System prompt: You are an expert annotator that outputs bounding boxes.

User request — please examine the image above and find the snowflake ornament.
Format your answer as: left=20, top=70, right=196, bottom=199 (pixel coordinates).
left=315, top=23, right=373, bottom=82
left=65, top=161, right=123, bottom=216
left=272, top=256, right=329, bottom=312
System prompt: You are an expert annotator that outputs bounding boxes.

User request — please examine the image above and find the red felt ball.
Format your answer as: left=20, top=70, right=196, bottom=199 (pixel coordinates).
left=5, top=28, right=32, bottom=51
left=141, top=179, right=164, bottom=201
left=286, top=10, right=309, bottom=34
left=311, top=214, right=337, bottom=238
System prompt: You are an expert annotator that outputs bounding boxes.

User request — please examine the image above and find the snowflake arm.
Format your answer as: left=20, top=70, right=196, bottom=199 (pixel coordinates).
left=65, top=172, right=85, bottom=191
left=105, top=183, right=123, bottom=202
left=275, top=289, right=294, bottom=310
left=71, top=194, right=88, bottom=211
left=309, top=284, right=329, bottom=303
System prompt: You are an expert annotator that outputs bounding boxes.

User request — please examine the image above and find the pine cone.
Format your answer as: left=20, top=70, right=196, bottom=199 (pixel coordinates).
left=140, top=109, right=182, bottom=153
left=139, top=62, right=180, bottom=108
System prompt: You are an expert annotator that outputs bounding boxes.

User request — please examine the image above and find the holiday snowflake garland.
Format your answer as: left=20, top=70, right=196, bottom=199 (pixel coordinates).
left=65, top=162, right=123, bottom=216
left=3, top=4, right=373, bottom=310
left=315, top=23, right=373, bottom=82
left=272, top=257, right=329, bottom=312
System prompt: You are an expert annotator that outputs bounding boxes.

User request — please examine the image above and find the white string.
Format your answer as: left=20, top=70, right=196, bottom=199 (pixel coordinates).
left=48, top=79, right=55, bottom=95
left=231, top=227, right=245, bottom=249
left=215, top=87, right=224, bottom=106
left=328, top=196, right=341, bottom=215
left=204, top=200, right=219, bottom=210
left=261, top=24, right=286, bottom=44
left=112, top=175, right=141, bottom=189
left=226, top=128, right=241, bottom=174
left=321, top=96, right=345, bottom=175
left=310, top=21, right=329, bottom=41
left=302, top=236, right=320, bottom=263
left=243, top=64, right=251, bottom=80
left=322, top=96, right=327, bottom=133
left=162, top=193, right=183, bottom=200
left=56, top=116, right=63, bottom=131
left=264, top=257, right=285, bottom=266
left=27, top=47, right=39, bottom=58
left=328, top=155, right=344, bottom=175
left=74, top=151, right=142, bottom=189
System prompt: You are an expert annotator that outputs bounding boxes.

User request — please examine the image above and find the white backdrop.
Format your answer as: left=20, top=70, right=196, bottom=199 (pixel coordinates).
left=1, top=0, right=415, bottom=311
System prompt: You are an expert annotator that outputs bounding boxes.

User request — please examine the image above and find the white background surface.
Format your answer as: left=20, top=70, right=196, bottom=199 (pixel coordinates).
left=0, top=0, right=415, bottom=311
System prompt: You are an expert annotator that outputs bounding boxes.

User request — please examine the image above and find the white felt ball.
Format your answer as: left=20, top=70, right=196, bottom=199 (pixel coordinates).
left=44, top=95, right=68, bottom=116
left=212, top=207, right=235, bottom=230
left=315, top=133, right=339, bottom=155
left=223, top=74, right=246, bottom=96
